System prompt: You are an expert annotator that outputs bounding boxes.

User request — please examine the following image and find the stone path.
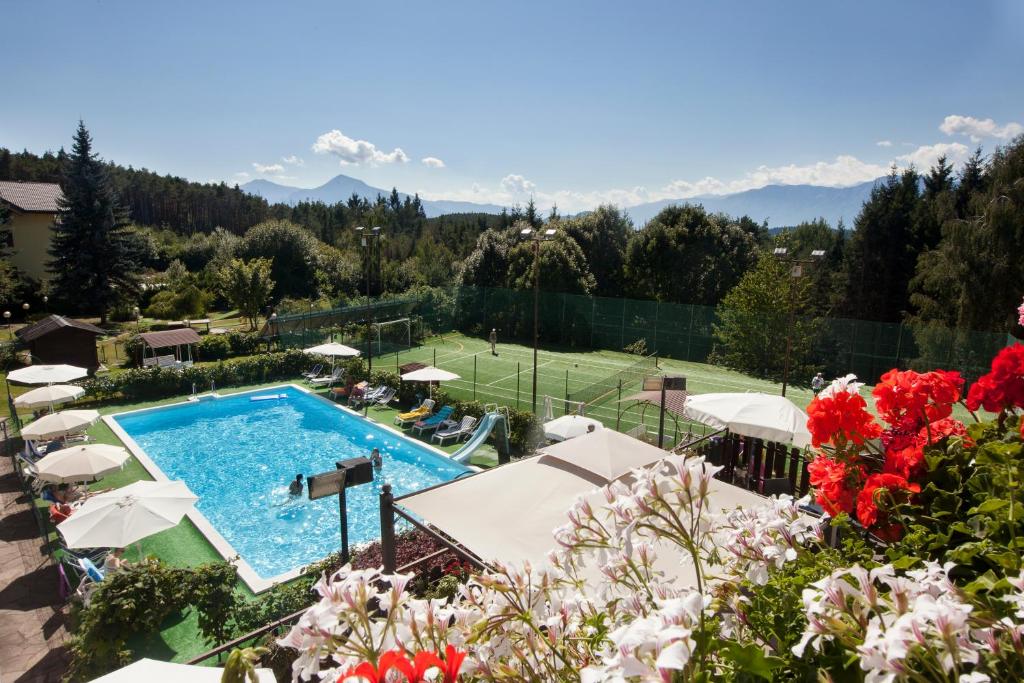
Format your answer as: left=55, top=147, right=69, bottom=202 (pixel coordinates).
left=0, top=442, right=70, bottom=683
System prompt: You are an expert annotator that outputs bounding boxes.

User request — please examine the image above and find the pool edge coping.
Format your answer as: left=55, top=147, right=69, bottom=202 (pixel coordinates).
left=103, top=382, right=468, bottom=593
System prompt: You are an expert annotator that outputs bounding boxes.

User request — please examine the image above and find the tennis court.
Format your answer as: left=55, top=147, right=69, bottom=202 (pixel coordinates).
left=378, top=332, right=822, bottom=446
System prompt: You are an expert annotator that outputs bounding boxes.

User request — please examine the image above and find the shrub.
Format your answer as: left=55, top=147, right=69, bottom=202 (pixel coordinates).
left=199, top=334, right=231, bottom=360
left=431, top=389, right=540, bottom=452
left=143, top=284, right=211, bottom=320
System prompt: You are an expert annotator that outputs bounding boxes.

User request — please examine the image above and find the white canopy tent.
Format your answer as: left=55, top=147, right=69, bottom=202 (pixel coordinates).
left=88, top=657, right=275, bottom=683
left=7, top=364, right=88, bottom=385
left=683, top=392, right=812, bottom=448
left=542, top=414, right=604, bottom=442
left=398, top=431, right=767, bottom=581
left=13, top=384, right=85, bottom=409
left=541, top=428, right=665, bottom=481
left=20, top=409, right=100, bottom=441
left=35, top=444, right=130, bottom=483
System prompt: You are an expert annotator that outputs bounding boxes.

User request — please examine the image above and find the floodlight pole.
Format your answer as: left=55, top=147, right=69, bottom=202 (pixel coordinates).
left=356, top=227, right=383, bottom=381
left=775, top=248, right=825, bottom=397
left=521, top=227, right=556, bottom=414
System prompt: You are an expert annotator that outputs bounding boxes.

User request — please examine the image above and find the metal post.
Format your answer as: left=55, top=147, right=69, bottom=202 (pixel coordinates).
left=781, top=305, right=795, bottom=397
left=532, top=240, right=540, bottom=414
left=516, top=362, right=520, bottom=409
left=380, top=484, right=396, bottom=574
left=473, top=354, right=477, bottom=400
left=334, top=466, right=350, bottom=564
left=433, top=348, right=436, bottom=367
left=657, top=377, right=667, bottom=449
left=564, top=368, right=569, bottom=400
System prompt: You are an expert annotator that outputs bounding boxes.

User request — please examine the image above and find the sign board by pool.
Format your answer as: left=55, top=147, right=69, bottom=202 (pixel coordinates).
left=307, top=457, right=374, bottom=500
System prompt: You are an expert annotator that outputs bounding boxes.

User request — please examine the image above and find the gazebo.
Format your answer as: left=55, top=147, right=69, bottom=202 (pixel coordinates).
left=138, top=328, right=202, bottom=367
left=15, top=315, right=105, bottom=370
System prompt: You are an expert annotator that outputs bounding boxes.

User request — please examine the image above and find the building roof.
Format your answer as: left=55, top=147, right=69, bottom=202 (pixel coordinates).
left=0, top=181, right=63, bottom=213
left=139, top=328, right=202, bottom=349
left=15, top=315, right=106, bottom=342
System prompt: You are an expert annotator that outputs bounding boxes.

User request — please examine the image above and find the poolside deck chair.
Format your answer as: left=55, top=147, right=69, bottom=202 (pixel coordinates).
left=394, top=399, right=435, bottom=427
left=370, top=387, right=397, bottom=409
left=15, top=453, right=47, bottom=495
left=302, top=363, right=324, bottom=380
left=349, top=385, right=388, bottom=409
left=308, top=367, right=344, bottom=387
left=432, top=415, right=478, bottom=445
left=411, top=406, right=454, bottom=436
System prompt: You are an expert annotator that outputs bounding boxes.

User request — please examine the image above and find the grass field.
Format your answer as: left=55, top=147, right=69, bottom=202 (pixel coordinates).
left=380, top=332, right=824, bottom=447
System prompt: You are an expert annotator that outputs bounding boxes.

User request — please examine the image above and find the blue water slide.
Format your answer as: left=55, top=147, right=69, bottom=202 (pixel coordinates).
left=450, top=412, right=507, bottom=463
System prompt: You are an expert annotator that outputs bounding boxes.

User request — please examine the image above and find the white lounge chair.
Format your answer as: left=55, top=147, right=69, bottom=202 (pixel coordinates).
left=371, top=387, right=397, bottom=408
left=308, top=367, right=344, bottom=387
left=302, top=363, right=323, bottom=380
left=432, top=415, right=478, bottom=445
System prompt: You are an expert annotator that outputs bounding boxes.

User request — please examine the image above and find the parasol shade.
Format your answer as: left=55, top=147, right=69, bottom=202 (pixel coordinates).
left=35, top=444, right=130, bottom=483
left=21, top=409, right=101, bottom=440
left=683, top=392, right=811, bottom=448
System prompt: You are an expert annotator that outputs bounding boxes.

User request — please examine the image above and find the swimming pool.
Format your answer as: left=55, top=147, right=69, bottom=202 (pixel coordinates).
left=108, top=385, right=470, bottom=589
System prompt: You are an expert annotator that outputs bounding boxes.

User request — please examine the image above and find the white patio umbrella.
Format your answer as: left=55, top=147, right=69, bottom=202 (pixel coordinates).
left=35, top=444, right=130, bottom=484
left=304, top=341, right=361, bottom=370
left=541, top=428, right=671, bottom=482
left=543, top=414, right=604, bottom=442
left=21, top=409, right=101, bottom=441
left=7, top=364, right=88, bottom=385
left=683, top=392, right=811, bottom=448
left=57, top=480, right=198, bottom=550
left=13, top=384, right=85, bottom=410
left=89, top=657, right=275, bottom=683
left=400, top=366, right=461, bottom=382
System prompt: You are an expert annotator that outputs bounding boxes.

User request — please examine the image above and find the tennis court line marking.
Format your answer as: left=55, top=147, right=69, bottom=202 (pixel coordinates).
left=488, top=359, right=554, bottom=387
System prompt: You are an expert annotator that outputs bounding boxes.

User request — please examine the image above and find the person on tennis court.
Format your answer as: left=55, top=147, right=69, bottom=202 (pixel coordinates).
left=489, top=328, right=498, bottom=356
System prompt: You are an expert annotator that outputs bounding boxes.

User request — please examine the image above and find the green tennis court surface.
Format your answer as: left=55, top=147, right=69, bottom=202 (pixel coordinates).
left=381, top=333, right=821, bottom=447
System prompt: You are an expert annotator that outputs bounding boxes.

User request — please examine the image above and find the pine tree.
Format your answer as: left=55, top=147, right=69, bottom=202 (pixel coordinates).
left=0, top=200, right=11, bottom=257
left=48, top=121, right=140, bottom=323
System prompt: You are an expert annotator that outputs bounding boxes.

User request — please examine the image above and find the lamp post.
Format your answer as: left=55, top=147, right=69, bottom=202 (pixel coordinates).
left=133, top=306, right=141, bottom=333
left=356, top=226, right=383, bottom=379
left=774, top=247, right=825, bottom=397
left=3, top=311, right=10, bottom=334
left=22, top=302, right=29, bottom=320
left=520, top=227, right=557, bottom=413
left=42, top=295, right=48, bottom=313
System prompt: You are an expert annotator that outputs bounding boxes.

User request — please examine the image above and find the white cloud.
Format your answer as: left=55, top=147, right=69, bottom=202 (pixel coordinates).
left=940, top=115, right=1023, bottom=143
left=500, top=174, right=536, bottom=194
left=311, top=129, right=409, bottom=165
left=234, top=172, right=251, bottom=180
left=281, top=155, right=304, bottom=166
left=252, top=162, right=285, bottom=174
left=895, top=142, right=970, bottom=169
left=876, top=140, right=893, bottom=147
left=421, top=156, right=446, bottom=168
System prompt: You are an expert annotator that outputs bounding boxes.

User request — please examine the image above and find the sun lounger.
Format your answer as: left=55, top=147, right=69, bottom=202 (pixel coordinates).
left=302, top=363, right=324, bottom=380
left=349, top=385, right=386, bottom=409
left=394, top=399, right=435, bottom=426
left=411, top=406, right=454, bottom=436
left=308, top=367, right=344, bottom=387
left=432, top=415, right=478, bottom=445
left=371, top=387, right=397, bottom=408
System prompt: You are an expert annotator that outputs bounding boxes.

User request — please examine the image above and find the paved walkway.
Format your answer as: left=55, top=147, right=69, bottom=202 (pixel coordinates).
left=0, top=442, right=70, bottom=683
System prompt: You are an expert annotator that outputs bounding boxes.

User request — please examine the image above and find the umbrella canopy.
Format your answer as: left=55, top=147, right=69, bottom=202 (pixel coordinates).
left=35, top=444, right=130, bottom=483
left=683, top=392, right=811, bottom=448
left=304, top=342, right=361, bottom=357
left=21, top=409, right=101, bottom=440
left=13, top=384, right=85, bottom=409
left=401, top=366, right=461, bottom=382
left=7, top=364, right=88, bottom=385
left=540, top=428, right=670, bottom=482
left=57, top=480, right=198, bottom=549
left=543, top=414, right=604, bottom=442
left=89, top=657, right=275, bottom=683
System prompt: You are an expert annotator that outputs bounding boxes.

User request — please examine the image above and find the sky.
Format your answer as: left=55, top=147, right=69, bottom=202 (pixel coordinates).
left=3, top=0, right=1023, bottom=213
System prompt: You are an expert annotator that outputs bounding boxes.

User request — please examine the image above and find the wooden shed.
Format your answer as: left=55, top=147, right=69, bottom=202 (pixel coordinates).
left=15, top=315, right=105, bottom=370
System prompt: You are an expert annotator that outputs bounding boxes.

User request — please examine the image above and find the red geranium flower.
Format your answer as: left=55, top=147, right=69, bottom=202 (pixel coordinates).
left=882, top=443, right=924, bottom=480
left=967, top=344, right=1024, bottom=413
left=340, top=650, right=411, bottom=683
left=806, top=390, right=882, bottom=449
left=872, top=368, right=963, bottom=431
left=807, top=455, right=865, bottom=516
left=856, top=472, right=920, bottom=542
left=338, top=647, right=466, bottom=683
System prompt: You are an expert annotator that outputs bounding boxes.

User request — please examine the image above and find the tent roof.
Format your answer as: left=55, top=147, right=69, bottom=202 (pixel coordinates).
left=138, top=328, right=202, bottom=349
left=398, top=455, right=767, bottom=586
left=621, top=388, right=690, bottom=416
left=16, top=315, right=106, bottom=342
left=540, top=428, right=666, bottom=481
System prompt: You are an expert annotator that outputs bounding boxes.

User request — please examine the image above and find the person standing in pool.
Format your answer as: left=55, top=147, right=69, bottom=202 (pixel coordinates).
left=370, top=447, right=383, bottom=471
left=288, top=474, right=304, bottom=496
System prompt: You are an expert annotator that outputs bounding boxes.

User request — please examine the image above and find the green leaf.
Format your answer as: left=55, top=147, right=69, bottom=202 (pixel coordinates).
left=968, top=499, right=1010, bottom=515
left=724, top=643, right=786, bottom=680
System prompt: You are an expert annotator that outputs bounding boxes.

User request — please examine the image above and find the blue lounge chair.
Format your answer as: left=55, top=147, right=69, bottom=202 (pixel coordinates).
left=412, top=406, right=453, bottom=436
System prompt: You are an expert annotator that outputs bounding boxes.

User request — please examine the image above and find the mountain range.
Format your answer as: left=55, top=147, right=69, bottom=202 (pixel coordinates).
left=241, top=174, right=880, bottom=228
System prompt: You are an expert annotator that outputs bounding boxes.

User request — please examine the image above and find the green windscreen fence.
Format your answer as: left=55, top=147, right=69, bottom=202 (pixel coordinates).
left=265, top=285, right=1014, bottom=385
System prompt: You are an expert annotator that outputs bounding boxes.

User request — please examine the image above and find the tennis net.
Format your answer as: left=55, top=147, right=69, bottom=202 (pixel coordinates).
left=566, top=353, right=658, bottom=407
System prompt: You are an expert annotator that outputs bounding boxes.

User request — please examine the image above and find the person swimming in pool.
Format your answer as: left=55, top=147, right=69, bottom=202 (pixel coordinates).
left=370, top=448, right=383, bottom=471
left=288, top=473, right=304, bottom=496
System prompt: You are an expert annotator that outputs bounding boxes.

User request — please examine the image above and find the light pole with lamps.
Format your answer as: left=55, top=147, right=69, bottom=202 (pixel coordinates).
left=355, top=226, right=383, bottom=379
left=520, top=227, right=557, bottom=413
left=774, top=247, right=825, bottom=397
left=3, top=311, right=10, bottom=335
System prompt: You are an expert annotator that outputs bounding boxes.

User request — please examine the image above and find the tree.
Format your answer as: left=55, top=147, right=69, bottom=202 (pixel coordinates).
left=219, top=258, right=275, bottom=330
left=459, top=228, right=517, bottom=289
left=624, top=204, right=765, bottom=305
left=48, top=122, right=140, bottom=323
left=712, top=255, right=817, bottom=381
left=237, top=220, right=322, bottom=299
left=506, top=230, right=596, bottom=295
left=558, top=205, right=632, bottom=296
left=837, top=167, right=921, bottom=322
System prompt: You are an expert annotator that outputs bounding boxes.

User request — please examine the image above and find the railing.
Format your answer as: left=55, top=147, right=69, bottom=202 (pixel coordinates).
left=186, top=607, right=307, bottom=666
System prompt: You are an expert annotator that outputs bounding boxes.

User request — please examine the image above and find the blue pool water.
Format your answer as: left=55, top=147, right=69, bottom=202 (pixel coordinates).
left=112, top=386, right=470, bottom=579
